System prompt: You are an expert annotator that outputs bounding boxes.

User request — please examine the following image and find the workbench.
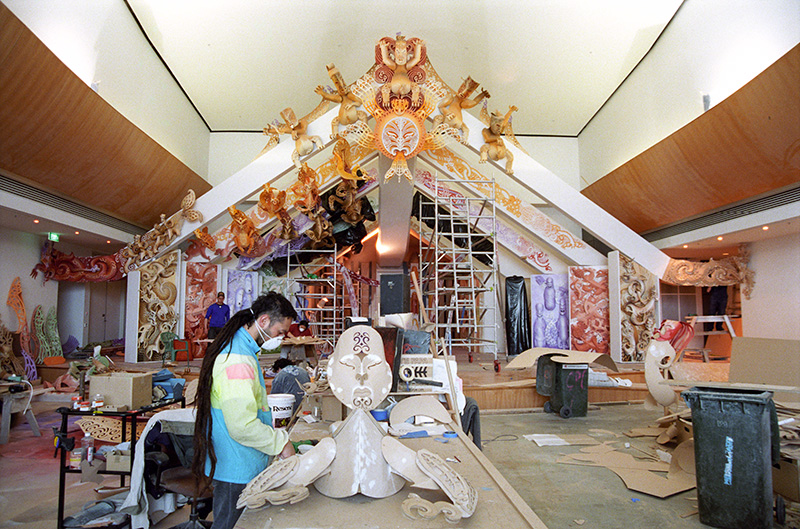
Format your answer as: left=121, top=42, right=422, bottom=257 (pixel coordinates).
left=235, top=419, right=548, bottom=529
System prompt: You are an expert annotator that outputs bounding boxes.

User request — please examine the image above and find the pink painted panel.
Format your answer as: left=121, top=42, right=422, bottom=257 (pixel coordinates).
left=568, top=266, right=610, bottom=354
left=185, top=263, right=218, bottom=358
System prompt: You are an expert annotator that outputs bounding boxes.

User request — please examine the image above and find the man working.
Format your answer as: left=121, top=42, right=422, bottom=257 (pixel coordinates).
left=270, top=358, right=311, bottom=414
left=205, top=292, right=231, bottom=340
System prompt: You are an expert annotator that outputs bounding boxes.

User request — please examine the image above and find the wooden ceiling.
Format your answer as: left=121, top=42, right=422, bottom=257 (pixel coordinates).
left=0, top=4, right=211, bottom=230
left=582, top=44, right=800, bottom=234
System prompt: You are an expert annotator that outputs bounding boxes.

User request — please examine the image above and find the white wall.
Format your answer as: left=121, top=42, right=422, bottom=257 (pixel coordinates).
left=741, top=233, right=800, bottom=340
left=0, top=227, right=59, bottom=339
left=515, top=136, right=580, bottom=190
left=579, top=0, right=800, bottom=186
left=208, top=132, right=276, bottom=186
left=3, top=0, right=211, bottom=178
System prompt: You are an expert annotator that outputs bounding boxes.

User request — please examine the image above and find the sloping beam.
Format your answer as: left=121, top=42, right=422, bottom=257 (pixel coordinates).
left=164, top=106, right=343, bottom=251
left=414, top=173, right=566, bottom=274
left=419, top=150, right=605, bottom=267
left=458, top=111, right=670, bottom=276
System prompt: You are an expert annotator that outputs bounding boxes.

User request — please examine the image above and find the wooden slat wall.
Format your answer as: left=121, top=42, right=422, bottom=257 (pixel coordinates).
left=582, top=44, right=800, bottom=234
left=0, top=5, right=211, bottom=229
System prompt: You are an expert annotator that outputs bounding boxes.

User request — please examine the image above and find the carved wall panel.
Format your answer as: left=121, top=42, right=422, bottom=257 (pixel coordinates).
left=568, top=266, right=610, bottom=354
left=137, top=252, right=179, bottom=361
left=531, top=274, right=570, bottom=350
left=184, top=262, right=218, bottom=358
left=610, top=252, right=658, bottom=363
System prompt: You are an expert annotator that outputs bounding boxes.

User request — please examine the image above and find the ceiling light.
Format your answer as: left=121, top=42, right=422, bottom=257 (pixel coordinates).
left=106, top=240, right=111, bottom=244
left=762, top=226, right=769, bottom=231
left=75, top=231, right=80, bottom=235
left=33, top=219, right=40, bottom=224
left=717, top=236, right=723, bottom=241
left=682, top=245, right=688, bottom=249
left=723, top=253, right=729, bottom=256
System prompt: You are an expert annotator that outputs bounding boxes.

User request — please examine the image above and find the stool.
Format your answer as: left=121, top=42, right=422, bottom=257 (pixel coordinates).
left=0, top=389, right=41, bottom=444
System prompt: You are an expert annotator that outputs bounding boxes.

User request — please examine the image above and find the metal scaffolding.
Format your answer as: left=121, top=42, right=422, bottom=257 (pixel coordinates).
left=285, top=245, right=339, bottom=351
left=417, top=173, right=499, bottom=361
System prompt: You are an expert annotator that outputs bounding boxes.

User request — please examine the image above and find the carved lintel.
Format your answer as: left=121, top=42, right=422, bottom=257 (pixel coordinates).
left=662, top=245, right=755, bottom=299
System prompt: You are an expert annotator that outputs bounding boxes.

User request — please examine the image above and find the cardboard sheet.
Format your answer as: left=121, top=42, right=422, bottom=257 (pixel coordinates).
left=729, top=337, right=800, bottom=405
left=523, top=434, right=600, bottom=447
left=507, top=348, right=619, bottom=372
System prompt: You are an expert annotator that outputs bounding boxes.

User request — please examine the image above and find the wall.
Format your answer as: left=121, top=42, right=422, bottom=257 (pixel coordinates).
left=0, top=227, right=58, bottom=337
left=741, top=233, right=800, bottom=340
left=3, top=0, right=210, bottom=178
left=208, top=132, right=270, bottom=186
left=579, top=0, right=800, bottom=186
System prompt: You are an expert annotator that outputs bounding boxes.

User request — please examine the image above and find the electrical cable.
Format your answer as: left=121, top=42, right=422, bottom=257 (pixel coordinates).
left=481, top=433, right=519, bottom=445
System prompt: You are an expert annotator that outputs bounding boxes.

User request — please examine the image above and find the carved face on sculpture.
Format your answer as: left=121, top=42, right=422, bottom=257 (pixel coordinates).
left=281, top=107, right=299, bottom=128
left=328, top=326, right=391, bottom=411
left=326, top=63, right=347, bottom=94
left=489, top=111, right=504, bottom=135
left=457, top=76, right=479, bottom=98
left=393, top=36, right=409, bottom=65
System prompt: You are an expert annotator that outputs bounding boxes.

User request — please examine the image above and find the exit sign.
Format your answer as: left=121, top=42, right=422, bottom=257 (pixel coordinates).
left=47, top=232, right=60, bottom=242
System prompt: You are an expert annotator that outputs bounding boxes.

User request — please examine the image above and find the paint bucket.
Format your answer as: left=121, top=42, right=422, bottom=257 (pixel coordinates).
left=267, top=393, right=295, bottom=429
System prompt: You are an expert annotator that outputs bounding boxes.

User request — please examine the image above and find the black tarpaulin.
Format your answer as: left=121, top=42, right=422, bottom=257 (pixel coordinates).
left=505, top=275, right=531, bottom=356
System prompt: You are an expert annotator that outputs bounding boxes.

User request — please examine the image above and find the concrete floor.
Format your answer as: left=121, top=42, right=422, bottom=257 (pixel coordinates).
left=481, top=404, right=709, bottom=529
left=0, top=401, right=791, bottom=528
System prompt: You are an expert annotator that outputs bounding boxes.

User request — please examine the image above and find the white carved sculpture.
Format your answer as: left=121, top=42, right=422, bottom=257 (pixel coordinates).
left=236, top=326, right=477, bottom=522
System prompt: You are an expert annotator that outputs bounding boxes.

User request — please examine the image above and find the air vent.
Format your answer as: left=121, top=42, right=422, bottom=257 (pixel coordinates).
left=0, top=174, right=145, bottom=235
left=643, top=185, right=800, bottom=242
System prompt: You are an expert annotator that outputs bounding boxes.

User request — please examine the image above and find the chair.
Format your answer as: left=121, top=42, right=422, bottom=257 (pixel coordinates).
left=160, top=332, right=191, bottom=368
left=146, top=422, right=213, bottom=528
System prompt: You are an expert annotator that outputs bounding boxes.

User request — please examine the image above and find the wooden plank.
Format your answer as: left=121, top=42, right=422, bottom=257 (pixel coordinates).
left=0, top=4, right=211, bottom=229
left=582, top=44, right=800, bottom=233
left=237, top=419, right=549, bottom=528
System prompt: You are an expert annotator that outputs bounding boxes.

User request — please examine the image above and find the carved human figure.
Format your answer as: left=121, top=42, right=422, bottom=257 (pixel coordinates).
left=327, top=327, right=391, bottom=411
left=479, top=106, right=517, bottom=175
left=266, top=107, right=326, bottom=168
left=557, top=297, right=570, bottom=349
left=315, top=64, right=367, bottom=139
left=533, top=303, right=546, bottom=347
left=433, top=76, right=490, bottom=143
left=376, top=36, right=426, bottom=108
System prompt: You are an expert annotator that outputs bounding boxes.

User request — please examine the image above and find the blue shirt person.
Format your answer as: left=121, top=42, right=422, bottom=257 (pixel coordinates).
left=205, top=292, right=231, bottom=339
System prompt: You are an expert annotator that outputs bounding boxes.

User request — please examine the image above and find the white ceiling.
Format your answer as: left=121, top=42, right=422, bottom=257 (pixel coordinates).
left=126, top=0, right=683, bottom=135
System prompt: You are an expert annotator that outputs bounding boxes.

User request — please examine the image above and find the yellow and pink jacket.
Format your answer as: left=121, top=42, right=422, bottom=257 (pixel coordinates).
left=205, top=327, right=289, bottom=483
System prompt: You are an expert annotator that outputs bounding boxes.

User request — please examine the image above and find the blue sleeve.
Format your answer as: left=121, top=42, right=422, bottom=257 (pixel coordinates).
left=205, top=305, right=212, bottom=319
left=224, top=304, right=231, bottom=322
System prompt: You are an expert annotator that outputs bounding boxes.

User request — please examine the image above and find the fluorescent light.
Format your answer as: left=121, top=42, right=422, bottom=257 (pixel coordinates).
left=762, top=226, right=769, bottom=231
left=716, top=236, right=723, bottom=241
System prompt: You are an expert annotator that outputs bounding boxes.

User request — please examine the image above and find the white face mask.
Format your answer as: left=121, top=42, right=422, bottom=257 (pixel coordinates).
left=255, top=319, right=284, bottom=351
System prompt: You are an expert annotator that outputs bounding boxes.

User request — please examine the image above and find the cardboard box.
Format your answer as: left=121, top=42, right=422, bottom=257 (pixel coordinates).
left=106, top=449, right=131, bottom=472
left=774, top=458, right=800, bottom=503
left=90, top=372, right=152, bottom=410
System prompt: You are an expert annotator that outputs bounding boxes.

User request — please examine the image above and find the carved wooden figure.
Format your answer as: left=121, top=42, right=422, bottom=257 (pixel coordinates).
left=480, top=105, right=518, bottom=175
left=375, top=35, right=427, bottom=109
left=433, top=76, right=490, bottom=143
left=266, top=106, right=327, bottom=168
left=316, top=64, right=368, bottom=139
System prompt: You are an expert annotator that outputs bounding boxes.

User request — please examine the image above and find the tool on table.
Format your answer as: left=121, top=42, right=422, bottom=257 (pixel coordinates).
left=399, top=365, right=443, bottom=391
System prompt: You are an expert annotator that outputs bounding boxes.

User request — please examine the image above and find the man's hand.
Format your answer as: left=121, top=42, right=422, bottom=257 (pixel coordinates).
left=278, top=440, right=295, bottom=460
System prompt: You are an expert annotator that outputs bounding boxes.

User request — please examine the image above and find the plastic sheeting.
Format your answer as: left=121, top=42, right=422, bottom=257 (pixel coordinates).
left=505, top=276, right=531, bottom=356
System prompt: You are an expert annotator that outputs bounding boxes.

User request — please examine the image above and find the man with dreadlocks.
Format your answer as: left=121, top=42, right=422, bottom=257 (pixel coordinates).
left=192, top=292, right=298, bottom=529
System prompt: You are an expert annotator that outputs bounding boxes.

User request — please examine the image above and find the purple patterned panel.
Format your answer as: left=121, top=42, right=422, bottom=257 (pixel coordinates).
left=531, top=274, right=570, bottom=350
